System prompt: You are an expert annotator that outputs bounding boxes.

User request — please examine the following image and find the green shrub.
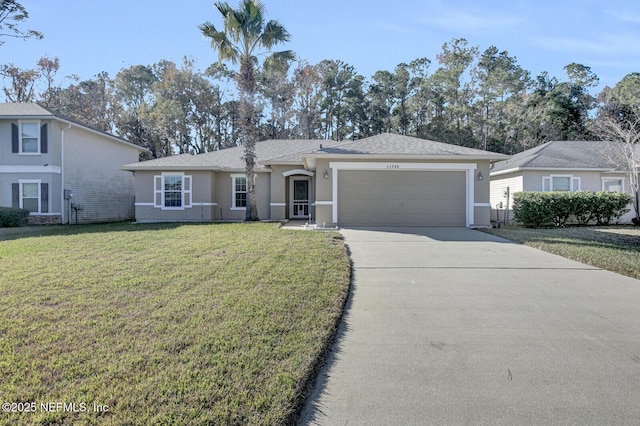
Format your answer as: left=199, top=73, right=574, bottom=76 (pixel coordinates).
left=591, top=192, right=632, bottom=225
left=512, top=192, right=555, bottom=227
left=571, top=191, right=595, bottom=225
left=513, top=191, right=632, bottom=227
left=0, top=207, right=30, bottom=227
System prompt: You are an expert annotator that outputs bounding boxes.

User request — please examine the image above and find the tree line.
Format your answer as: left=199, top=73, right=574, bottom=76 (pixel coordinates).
left=1, top=0, right=638, bottom=221
left=1, top=39, right=639, bottom=158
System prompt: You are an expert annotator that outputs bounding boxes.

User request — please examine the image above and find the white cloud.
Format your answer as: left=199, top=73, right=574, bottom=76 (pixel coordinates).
left=606, top=8, right=640, bottom=25
left=533, top=32, right=640, bottom=56
left=416, top=9, right=524, bottom=34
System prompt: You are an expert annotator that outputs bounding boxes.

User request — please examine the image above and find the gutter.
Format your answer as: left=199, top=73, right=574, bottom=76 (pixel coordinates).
left=490, top=166, right=613, bottom=177
left=119, top=165, right=271, bottom=173
left=303, top=153, right=509, bottom=161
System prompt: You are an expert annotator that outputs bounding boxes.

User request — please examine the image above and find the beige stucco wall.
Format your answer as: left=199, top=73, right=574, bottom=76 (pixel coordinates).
left=473, top=160, right=491, bottom=226
left=134, top=170, right=215, bottom=222
left=134, top=169, right=273, bottom=222
left=269, top=165, right=288, bottom=221
left=214, top=171, right=271, bottom=221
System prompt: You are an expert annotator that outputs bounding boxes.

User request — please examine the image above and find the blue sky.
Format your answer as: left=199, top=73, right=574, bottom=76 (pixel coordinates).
left=3, top=0, right=640, bottom=92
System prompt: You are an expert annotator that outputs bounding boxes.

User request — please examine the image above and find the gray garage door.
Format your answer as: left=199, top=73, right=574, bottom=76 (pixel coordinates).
left=337, top=170, right=466, bottom=226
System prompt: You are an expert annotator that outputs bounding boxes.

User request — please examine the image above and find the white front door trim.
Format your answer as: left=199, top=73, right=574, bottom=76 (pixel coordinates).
left=329, top=162, right=477, bottom=227
left=290, top=176, right=312, bottom=218
left=282, top=169, right=314, bottom=177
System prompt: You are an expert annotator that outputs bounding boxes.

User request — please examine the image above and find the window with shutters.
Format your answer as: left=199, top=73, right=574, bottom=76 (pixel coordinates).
left=20, top=122, right=40, bottom=154
left=153, top=173, right=192, bottom=210
left=12, top=181, right=48, bottom=214
left=22, top=182, right=39, bottom=211
left=12, top=121, right=48, bottom=155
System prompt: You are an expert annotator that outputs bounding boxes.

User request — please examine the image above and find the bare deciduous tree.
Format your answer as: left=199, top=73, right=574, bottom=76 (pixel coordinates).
left=595, top=108, right=640, bottom=222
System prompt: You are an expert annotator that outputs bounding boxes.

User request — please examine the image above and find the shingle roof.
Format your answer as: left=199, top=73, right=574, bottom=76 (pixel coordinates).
left=308, top=133, right=507, bottom=157
left=0, top=103, right=54, bottom=117
left=122, top=139, right=344, bottom=170
left=0, top=103, right=148, bottom=152
left=123, top=133, right=507, bottom=170
left=491, top=140, right=621, bottom=174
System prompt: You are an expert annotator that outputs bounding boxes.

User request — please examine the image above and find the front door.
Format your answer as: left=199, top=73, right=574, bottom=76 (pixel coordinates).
left=291, top=179, right=310, bottom=218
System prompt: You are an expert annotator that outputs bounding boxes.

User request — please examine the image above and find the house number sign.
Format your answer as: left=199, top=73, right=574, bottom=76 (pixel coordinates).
left=386, top=164, right=400, bottom=169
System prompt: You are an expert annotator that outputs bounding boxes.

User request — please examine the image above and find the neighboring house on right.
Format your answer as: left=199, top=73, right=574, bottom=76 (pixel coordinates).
left=490, top=140, right=637, bottom=224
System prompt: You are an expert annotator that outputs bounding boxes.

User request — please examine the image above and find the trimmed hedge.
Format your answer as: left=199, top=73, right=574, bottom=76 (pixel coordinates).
left=0, top=207, right=30, bottom=227
left=513, top=191, right=633, bottom=227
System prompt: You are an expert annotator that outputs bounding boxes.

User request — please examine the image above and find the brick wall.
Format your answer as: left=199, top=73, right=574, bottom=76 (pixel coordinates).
left=27, top=215, right=61, bottom=225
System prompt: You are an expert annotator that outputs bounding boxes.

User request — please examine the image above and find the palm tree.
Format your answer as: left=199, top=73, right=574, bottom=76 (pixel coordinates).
left=200, top=0, right=293, bottom=221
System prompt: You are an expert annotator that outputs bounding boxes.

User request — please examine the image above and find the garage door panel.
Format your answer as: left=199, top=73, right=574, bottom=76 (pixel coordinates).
left=338, top=170, right=466, bottom=226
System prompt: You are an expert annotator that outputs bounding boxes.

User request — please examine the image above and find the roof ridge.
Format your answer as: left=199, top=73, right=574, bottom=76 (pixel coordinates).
left=517, top=141, right=553, bottom=168
left=37, top=102, right=128, bottom=142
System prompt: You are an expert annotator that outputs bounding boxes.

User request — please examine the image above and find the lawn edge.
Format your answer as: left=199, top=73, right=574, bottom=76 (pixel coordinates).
left=480, top=226, right=640, bottom=280
left=289, top=236, right=354, bottom=425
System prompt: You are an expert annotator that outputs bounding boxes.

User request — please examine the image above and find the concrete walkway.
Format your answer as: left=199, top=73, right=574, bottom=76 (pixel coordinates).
left=299, top=227, right=640, bottom=425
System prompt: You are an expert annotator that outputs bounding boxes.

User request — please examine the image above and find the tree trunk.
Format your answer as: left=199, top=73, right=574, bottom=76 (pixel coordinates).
left=238, top=57, right=260, bottom=221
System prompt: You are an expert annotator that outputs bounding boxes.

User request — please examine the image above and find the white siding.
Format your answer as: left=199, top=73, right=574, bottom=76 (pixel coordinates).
left=64, top=126, right=140, bottom=223
left=492, top=170, right=636, bottom=225
left=489, top=174, right=523, bottom=223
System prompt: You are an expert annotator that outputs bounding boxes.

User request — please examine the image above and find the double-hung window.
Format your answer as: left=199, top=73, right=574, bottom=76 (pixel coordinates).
left=164, top=175, right=183, bottom=207
left=154, top=173, right=191, bottom=209
left=21, top=122, right=40, bottom=153
left=12, top=180, right=48, bottom=214
left=231, top=175, right=247, bottom=209
left=21, top=181, right=40, bottom=212
left=543, top=175, right=581, bottom=192
left=12, top=122, right=48, bottom=154
left=602, top=178, right=624, bottom=193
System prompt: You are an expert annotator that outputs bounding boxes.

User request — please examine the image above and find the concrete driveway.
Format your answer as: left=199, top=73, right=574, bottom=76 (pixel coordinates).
left=299, top=227, right=640, bottom=425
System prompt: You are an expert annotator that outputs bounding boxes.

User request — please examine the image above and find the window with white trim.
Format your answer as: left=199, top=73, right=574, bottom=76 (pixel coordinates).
left=602, top=178, right=624, bottom=193
left=20, top=122, right=40, bottom=154
left=21, top=181, right=40, bottom=212
left=543, top=175, right=581, bottom=192
left=12, top=180, right=48, bottom=213
left=232, top=175, right=247, bottom=209
left=154, top=173, right=191, bottom=209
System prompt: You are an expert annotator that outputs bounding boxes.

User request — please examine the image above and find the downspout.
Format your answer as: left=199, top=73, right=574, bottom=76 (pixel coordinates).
left=60, top=123, right=71, bottom=224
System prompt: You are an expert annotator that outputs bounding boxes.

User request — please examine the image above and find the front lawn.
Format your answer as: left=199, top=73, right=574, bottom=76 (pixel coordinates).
left=0, top=222, right=350, bottom=425
left=485, top=226, right=640, bottom=280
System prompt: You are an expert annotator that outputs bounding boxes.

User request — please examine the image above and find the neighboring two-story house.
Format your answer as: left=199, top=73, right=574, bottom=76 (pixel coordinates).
left=0, top=103, right=147, bottom=225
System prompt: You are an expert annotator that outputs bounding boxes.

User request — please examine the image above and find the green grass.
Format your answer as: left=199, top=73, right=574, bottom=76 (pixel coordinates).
left=0, top=222, right=351, bottom=425
left=485, top=226, right=640, bottom=280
